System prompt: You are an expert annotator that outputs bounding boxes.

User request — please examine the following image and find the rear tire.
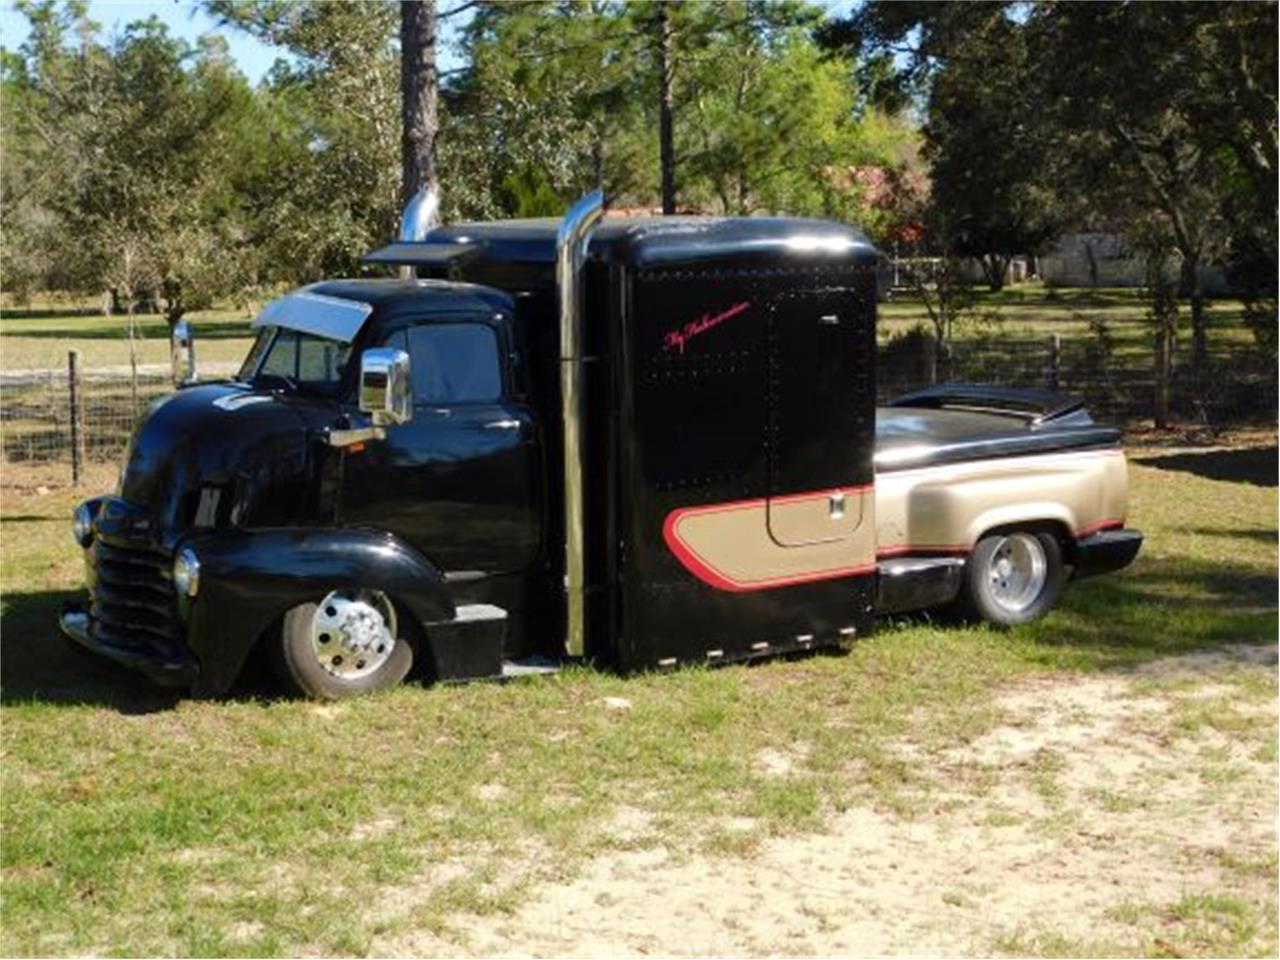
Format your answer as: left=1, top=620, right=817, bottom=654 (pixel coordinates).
left=962, top=530, right=1065, bottom=627
left=271, top=590, right=413, bottom=699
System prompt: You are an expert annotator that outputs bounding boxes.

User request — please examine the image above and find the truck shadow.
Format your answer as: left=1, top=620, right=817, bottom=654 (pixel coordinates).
left=2, top=558, right=1272, bottom=711
left=1, top=589, right=180, bottom=713
left=0, top=589, right=280, bottom=712
left=1022, top=554, right=1277, bottom=667
left=1136, top=445, right=1277, bottom=487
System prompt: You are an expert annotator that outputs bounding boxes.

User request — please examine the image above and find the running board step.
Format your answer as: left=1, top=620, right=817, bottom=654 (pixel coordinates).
left=500, top=654, right=561, bottom=678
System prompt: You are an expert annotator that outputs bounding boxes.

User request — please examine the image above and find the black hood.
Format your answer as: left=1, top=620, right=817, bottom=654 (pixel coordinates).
left=120, top=382, right=335, bottom=540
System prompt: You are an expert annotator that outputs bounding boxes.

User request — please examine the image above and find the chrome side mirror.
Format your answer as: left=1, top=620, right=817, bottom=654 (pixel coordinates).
left=171, top=319, right=196, bottom=385
left=359, top=348, right=412, bottom=425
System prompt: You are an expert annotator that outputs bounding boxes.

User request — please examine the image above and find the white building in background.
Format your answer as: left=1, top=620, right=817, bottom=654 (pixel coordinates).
left=1038, top=232, right=1231, bottom=293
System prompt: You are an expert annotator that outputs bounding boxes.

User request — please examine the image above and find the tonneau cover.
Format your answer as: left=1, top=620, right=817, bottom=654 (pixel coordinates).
left=875, top=406, right=1121, bottom=472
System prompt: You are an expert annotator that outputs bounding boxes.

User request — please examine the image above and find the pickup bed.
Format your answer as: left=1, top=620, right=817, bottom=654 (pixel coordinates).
left=873, top=385, right=1143, bottom=621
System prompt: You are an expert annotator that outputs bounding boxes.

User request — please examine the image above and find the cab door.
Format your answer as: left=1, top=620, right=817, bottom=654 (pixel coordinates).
left=341, top=317, right=540, bottom=574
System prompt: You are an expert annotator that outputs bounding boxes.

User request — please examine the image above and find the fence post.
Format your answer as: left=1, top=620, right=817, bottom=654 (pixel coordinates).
left=68, top=349, right=86, bottom=487
left=1048, top=333, right=1061, bottom=391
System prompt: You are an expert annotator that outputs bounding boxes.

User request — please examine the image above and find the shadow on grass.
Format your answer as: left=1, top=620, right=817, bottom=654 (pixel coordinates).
left=1, top=589, right=287, bottom=712
left=1137, top=446, right=1278, bottom=487
left=0, top=323, right=252, bottom=342
left=1018, top=553, right=1277, bottom=671
left=1184, top=526, right=1278, bottom=544
left=1, top=589, right=179, bottom=713
left=0, top=305, right=105, bottom=320
left=2, top=551, right=1273, bottom=711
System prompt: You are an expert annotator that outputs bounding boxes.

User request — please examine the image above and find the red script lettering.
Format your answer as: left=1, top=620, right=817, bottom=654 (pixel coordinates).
left=662, top=300, right=751, bottom=354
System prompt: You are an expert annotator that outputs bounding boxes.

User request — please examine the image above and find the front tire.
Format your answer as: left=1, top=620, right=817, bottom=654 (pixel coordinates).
left=272, top=590, right=413, bottom=699
left=962, top=530, right=1065, bottom=627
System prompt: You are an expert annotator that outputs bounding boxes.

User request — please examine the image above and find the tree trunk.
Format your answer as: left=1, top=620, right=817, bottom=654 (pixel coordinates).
left=400, top=0, right=439, bottom=206
left=1083, top=240, right=1099, bottom=289
left=981, top=254, right=1007, bottom=292
left=1179, top=255, right=1208, bottom=381
left=1146, top=249, right=1179, bottom=429
left=126, top=301, right=140, bottom=418
left=1153, top=324, right=1172, bottom=429
left=656, top=4, right=676, bottom=215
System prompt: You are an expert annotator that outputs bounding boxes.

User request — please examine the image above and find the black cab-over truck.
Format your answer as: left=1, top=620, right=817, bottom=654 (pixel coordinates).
left=61, top=190, right=1142, bottom=698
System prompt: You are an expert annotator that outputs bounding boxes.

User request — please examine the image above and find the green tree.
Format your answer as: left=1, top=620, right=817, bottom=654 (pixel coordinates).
left=3, top=2, right=257, bottom=330
left=828, top=0, right=1277, bottom=382
left=822, top=3, right=1064, bottom=289
left=922, top=10, right=1063, bottom=290
left=206, top=0, right=402, bottom=275
left=449, top=0, right=911, bottom=221
left=1034, top=1, right=1276, bottom=376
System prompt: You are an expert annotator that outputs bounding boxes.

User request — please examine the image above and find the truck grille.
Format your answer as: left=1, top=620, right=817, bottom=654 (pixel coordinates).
left=89, top=541, right=183, bottom=649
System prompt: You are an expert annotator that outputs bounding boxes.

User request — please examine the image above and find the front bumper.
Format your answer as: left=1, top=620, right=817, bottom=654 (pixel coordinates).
left=59, top=602, right=199, bottom=687
left=1072, top=529, right=1144, bottom=578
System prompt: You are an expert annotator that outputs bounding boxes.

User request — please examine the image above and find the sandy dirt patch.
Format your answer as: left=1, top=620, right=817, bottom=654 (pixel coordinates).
left=376, top=643, right=1277, bottom=957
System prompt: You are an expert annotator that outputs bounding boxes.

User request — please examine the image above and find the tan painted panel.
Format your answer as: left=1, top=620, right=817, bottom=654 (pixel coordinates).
left=665, top=489, right=876, bottom=591
left=875, top=449, right=1129, bottom=555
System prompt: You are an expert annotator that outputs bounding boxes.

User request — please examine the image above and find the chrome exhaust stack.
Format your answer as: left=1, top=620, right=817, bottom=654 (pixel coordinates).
left=397, top=187, right=440, bottom=279
left=556, top=189, right=605, bottom=658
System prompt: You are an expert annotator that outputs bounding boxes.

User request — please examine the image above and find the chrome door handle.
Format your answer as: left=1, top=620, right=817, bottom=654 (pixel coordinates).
left=483, top=419, right=521, bottom=430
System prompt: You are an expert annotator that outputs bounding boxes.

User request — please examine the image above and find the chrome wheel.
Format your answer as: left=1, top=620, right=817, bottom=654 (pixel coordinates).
left=309, top=590, right=397, bottom=680
left=985, top=533, right=1048, bottom=614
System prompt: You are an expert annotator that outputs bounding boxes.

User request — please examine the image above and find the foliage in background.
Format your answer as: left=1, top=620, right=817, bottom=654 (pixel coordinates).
left=1, top=2, right=259, bottom=323
left=2, top=0, right=922, bottom=308
left=824, top=0, right=1277, bottom=373
left=2, top=0, right=1274, bottom=390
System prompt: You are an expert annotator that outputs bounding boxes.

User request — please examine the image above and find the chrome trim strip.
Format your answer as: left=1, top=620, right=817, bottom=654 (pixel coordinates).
left=251, top=288, right=375, bottom=343
left=557, top=189, right=605, bottom=658
left=877, top=556, right=967, bottom=577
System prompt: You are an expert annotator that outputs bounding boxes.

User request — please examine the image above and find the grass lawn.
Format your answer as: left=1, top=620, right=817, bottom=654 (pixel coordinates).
left=0, top=445, right=1275, bottom=957
left=877, top=283, right=1257, bottom=353
left=0, top=304, right=255, bottom=373
left=0, top=283, right=1259, bottom=375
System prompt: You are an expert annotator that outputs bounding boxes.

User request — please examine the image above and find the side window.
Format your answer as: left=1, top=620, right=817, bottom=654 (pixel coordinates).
left=297, top=336, right=350, bottom=382
left=406, top=323, right=503, bottom=403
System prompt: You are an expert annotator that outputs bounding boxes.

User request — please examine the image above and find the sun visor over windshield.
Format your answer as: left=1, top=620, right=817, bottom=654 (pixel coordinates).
left=251, top=288, right=374, bottom=343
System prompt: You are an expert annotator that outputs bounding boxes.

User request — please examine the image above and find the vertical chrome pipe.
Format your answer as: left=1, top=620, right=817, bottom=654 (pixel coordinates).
left=397, top=187, right=440, bottom=279
left=556, top=189, right=605, bottom=658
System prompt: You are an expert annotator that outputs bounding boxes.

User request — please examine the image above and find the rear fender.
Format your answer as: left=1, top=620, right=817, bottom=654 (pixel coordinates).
left=182, top=528, right=454, bottom=696
left=965, top=502, right=1077, bottom=549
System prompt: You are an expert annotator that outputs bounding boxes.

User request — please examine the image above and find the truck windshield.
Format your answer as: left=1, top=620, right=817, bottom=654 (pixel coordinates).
left=238, top=326, right=353, bottom=394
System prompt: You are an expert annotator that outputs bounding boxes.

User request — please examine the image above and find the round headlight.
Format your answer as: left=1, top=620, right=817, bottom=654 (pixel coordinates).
left=71, top=503, right=94, bottom=548
left=173, top=547, right=201, bottom=598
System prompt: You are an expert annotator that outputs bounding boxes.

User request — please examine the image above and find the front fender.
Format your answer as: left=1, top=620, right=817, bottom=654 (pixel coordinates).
left=182, top=527, right=454, bottom=696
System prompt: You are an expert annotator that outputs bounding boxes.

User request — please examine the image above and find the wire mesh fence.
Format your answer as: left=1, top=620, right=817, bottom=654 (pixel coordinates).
left=1, top=338, right=1274, bottom=487
left=879, top=335, right=1277, bottom=425
left=1, top=363, right=172, bottom=473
